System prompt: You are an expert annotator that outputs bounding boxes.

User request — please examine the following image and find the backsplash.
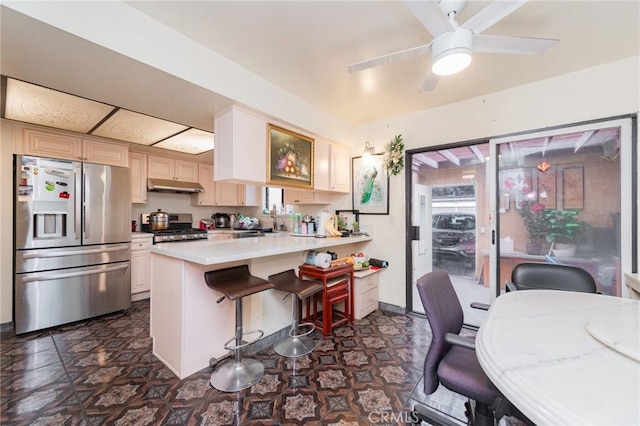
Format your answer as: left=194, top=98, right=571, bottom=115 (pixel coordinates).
left=131, top=191, right=349, bottom=231
left=131, top=192, right=256, bottom=230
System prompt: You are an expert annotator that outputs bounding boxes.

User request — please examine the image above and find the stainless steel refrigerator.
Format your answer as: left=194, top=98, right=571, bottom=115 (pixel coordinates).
left=14, top=155, right=131, bottom=334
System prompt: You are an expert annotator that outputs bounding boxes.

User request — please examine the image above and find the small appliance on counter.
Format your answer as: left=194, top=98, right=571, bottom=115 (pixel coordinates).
left=141, top=212, right=208, bottom=243
left=212, top=212, right=231, bottom=229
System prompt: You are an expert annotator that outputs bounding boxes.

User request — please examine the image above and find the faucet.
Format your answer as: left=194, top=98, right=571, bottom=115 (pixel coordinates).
left=270, top=204, right=287, bottom=232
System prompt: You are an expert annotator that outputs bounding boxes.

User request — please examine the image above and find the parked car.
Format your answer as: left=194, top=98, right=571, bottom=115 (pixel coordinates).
left=432, top=213, right=476, bottom=267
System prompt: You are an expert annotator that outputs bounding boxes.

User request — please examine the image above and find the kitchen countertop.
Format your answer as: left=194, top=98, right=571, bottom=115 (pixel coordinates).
left=132, top=232, right=154, bottom=239
left=150, top=233, right=372, bottom=265
left=149, top=232, right=373, bottom=378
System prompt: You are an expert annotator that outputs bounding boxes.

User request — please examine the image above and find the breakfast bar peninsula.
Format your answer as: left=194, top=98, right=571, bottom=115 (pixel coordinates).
left=149, top=233, right=372, bottom=379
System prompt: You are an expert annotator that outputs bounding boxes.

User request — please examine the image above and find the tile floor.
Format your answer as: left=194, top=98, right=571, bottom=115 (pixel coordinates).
left=1, top=301, right=474, bottom=425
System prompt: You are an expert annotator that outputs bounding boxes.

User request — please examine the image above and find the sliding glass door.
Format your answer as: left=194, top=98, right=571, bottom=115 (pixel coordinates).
left=408, top=116, right=635, bottom=321
left=489, top=117, right=634, bottom=299
left=409, top=143, right=490, bottom=328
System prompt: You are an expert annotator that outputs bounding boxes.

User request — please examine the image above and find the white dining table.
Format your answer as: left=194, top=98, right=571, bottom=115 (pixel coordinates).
left=476, top=290, right=640, bottom=425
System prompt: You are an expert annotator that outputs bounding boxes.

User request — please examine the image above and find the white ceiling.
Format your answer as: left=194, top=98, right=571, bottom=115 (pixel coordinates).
left=1, top=1, right=639, bottom=132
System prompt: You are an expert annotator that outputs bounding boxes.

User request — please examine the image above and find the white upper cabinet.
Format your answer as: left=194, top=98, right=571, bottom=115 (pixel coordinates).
left=214, top=105, right=349, bottom=193
left=191, top=163, right=216, bottom=206
left=148, top=155, right=198, bottom=181
left=238, top=184, right=260, bottom=206
left=214, top=105, right=267, bottom=185
left=329, top=143, right=351, bottom=193
left=129, top=151, right=148, bottom=203
left=214, top=181, right=238, bottom=206
left=192, top=163, right=259, bottom=207
left=20, top=127, right=129, bottom=167
left=314, top=138, right=331, bottom=191
left=314, top=138, right=350, bottom=193
left=82, top=138, right=129, bottom=166
left=284, top=188, right=331, bottom=205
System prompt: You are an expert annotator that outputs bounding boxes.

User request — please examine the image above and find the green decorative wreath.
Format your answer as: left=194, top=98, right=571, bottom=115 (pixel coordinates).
left=383, top=134, right=404, bottom=176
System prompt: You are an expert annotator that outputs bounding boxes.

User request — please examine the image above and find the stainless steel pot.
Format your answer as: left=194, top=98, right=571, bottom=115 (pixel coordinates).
left=149, top=209, right=169, bottom=231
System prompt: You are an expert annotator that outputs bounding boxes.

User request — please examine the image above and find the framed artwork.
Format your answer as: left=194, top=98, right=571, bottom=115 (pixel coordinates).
left=352, top=154, right=389, bottom=215
left=266, top=124, right=314, bottom=189
left=562, top=166, right=584, bottom=209
left=499, top=168, right=532, bottom=209
left=536, top=169, right=557, bottom=209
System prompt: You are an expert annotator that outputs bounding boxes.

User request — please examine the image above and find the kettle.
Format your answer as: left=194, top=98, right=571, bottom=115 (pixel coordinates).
left=149, top=209, right=169, bottom=231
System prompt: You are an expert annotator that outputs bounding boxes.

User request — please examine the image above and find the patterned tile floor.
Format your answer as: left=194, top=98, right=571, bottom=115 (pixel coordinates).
left=1, top=300, right=471, bottom=425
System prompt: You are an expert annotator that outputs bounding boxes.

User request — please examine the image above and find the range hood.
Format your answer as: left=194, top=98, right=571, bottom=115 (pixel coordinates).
left=147, top=178, right=204, bottom=193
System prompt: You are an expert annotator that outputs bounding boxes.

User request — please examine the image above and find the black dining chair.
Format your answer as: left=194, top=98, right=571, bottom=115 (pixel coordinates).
left=413, top=270, right=512, bottom=426
left=470, top=261, right=598, bottom=313
left=506, top=262, right=597, bottom=293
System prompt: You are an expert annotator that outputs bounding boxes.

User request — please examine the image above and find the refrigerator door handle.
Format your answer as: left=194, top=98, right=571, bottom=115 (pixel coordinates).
left=75, top=165, right=82, bottom=240
left=82, top=170, right=89, bottom=240
left=22, top=244, right=130, bottom=259
left=21, top=263, right=129, bottom=283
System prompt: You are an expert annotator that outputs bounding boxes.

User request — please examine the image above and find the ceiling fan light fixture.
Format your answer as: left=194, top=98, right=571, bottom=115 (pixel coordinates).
left=431, top=27, right=473, bottom=76
left=432, top=49, right=472, bottom=76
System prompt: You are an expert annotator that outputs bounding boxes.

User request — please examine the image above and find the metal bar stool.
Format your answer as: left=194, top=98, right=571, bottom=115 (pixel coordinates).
left=204, top=265, right=275, bottom=392
left=269, top=269, right=324, bottom=357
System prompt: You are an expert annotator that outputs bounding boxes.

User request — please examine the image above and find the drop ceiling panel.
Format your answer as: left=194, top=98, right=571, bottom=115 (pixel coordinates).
left=153, top=128, right=214, bottom=154
left=5, top=78, right=115, bottom=133
left=91, top=109, right=188, bottom=145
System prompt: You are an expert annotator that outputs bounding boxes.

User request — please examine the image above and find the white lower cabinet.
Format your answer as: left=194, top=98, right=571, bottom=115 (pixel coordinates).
left=353, top=269, right=380, bottom=319
left=131, top=236, right=153, bottom=296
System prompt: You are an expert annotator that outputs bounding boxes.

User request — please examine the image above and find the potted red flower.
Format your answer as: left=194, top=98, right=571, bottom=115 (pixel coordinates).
left=518, top=194, right=551, bottom=255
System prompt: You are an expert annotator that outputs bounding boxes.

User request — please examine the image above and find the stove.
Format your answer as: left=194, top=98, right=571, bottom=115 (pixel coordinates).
left=141, top=213, right=208, bottom=244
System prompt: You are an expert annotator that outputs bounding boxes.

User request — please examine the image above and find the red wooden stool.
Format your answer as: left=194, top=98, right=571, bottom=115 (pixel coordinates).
left=299, top=263, right=354, bottom=336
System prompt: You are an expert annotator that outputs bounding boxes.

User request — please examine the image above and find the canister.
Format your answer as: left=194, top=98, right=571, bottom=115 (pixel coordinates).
left=305, top=250, right=332, bottom=268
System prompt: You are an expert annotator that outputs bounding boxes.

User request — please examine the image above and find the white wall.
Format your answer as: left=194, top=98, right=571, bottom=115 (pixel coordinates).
left=353, top=56, right=640, bottom=308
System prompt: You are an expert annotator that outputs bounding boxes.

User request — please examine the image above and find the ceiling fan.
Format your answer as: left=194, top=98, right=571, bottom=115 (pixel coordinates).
left=347, top=0, right=559, bottom=92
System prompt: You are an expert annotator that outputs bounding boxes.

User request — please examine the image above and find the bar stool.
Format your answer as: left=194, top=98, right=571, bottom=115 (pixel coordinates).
left=204, top=265, right=275, bottom=392
left=269, top=269, right=324, bottom=357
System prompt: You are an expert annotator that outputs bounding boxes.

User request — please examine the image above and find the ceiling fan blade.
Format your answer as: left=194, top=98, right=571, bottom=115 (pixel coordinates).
left=462, top=0, right=529, bottom=35
left=347, top=43, right=432, bottom=73
left=418, top=72, right=440, bottom=93
left=402, top=0, right=454, bottom=38
left=473, top=34, right=559, bottom=55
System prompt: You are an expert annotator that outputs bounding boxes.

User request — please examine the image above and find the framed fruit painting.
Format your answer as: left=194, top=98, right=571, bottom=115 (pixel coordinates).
left=352, top=153, right=389, bottom=215
left=267, top=124, right=314, bottom=189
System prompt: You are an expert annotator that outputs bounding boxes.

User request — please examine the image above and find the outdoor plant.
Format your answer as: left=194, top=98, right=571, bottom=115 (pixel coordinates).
left=518, top=197, right=551, bottom=243
left=544, top=209, right=586, bottom=245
